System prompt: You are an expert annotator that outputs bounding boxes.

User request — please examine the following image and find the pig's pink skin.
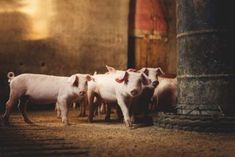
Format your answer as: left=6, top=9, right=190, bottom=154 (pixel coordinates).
left=103, top=66, right=163, bottom=124
left=87, top=67, right=150, bottom=128
left=2, top=73, right=91, bottom=126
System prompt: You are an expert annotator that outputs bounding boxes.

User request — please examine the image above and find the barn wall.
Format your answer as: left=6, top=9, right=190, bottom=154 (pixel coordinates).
left=0, top=0, right=129, bottom=104
left=128, top=0, right=176, bottom=74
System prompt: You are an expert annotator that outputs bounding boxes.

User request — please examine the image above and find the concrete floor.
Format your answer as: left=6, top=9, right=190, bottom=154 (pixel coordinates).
left=0, top=109, right=235, bottom=157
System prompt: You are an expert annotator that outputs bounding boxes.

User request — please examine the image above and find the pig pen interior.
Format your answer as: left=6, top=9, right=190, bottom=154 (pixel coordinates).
left=0, top=0, right=235, bottom=157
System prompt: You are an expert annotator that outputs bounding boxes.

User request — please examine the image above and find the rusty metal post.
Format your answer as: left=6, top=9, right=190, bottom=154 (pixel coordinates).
left=177, top=0, right=235, bottom=115
left=156, top=0, right=235, bottom=132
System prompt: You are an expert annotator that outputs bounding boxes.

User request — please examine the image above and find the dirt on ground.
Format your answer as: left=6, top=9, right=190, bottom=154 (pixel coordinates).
left=0, top=109, right=235, bottom=157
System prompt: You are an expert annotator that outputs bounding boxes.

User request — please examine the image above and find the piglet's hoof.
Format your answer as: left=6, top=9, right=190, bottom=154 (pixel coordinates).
left=62, top=119, right=70, bottom=126
left=125, top=119, right=135, bottom=129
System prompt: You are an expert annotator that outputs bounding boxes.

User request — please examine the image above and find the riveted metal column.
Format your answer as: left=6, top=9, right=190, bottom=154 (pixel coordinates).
left=177, top=0, right=235, bottom=115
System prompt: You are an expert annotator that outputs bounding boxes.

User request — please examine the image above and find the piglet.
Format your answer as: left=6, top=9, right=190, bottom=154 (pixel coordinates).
left=103, top=67, right=163, bottom=124
left=140, top=68, right=177, bottom=113
left=1, top=72, right=92, bottom=126
left=87, top=66, right=151, bottom=128
left=153, top=75, right=177, bottom=113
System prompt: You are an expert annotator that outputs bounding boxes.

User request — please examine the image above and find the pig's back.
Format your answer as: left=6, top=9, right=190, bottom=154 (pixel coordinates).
left=12, top=74, right=68, bottom=103
left=93, top=74, right=118, bottom=101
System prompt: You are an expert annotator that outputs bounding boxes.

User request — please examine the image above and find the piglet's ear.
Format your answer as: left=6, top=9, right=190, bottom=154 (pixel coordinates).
left=105, top=65, right=116, bottom=72
left=73, top=76, right=79, bottom=87
left=156, top=67, right=165, bottom=75
left=143, top=68, right=149, bottom=76
left=141, top=73, right=151, bottom=86
left=68, top=75, right=79, bottom=87
left=139, top=68, right=149, bottom=76
left=115, top=72, right=129, bottom=84
left=86, top=75, right=94, bottom=81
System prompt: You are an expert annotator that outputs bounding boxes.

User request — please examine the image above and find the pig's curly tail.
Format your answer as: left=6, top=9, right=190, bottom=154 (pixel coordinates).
left=7, top=72, right=15, bottom=83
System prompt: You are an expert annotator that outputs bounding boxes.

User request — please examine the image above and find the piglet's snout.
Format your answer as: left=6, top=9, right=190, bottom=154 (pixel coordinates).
left=130, top=89, right=139, bottom=97
left=79, top=91, right=86, bottom=97
left=152, top=80, right=159, bottom=88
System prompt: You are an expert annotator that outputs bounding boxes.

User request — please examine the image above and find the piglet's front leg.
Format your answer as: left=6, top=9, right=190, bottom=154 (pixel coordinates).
left=117, top=96, right=133, bottom=128
left=57, top=98, right=69, bottom=126
left=55, top=102, right=61, bottom=119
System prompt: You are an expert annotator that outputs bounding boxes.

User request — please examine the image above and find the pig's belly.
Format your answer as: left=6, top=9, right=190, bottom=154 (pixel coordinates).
left=29, top=97, right=57, bottom=104
left=26, top=92, right=58, bottom=104
left=99, top=90, right=116, bottom=102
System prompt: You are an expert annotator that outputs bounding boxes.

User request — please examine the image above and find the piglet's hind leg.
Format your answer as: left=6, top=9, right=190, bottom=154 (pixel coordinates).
left=18, top=98, right=34, bottom=125
left=2, top=97, right=18, bottom=126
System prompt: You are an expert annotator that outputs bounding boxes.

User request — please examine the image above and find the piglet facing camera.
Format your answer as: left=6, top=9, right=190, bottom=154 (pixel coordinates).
left=87, top=65, right=152, bottom=128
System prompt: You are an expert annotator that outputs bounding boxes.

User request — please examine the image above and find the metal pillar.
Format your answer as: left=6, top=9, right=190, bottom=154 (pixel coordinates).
left=156, top=0, right=235, bottom=132
left=177, top=0, right=235, bottom=115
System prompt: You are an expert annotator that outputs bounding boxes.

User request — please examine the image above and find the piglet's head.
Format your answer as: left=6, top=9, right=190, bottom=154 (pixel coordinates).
left=68, top=74, right=93, bottom=97
left=139, top=67, right=163, bottom=88
left=115, top=71, right=151, bottom=97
